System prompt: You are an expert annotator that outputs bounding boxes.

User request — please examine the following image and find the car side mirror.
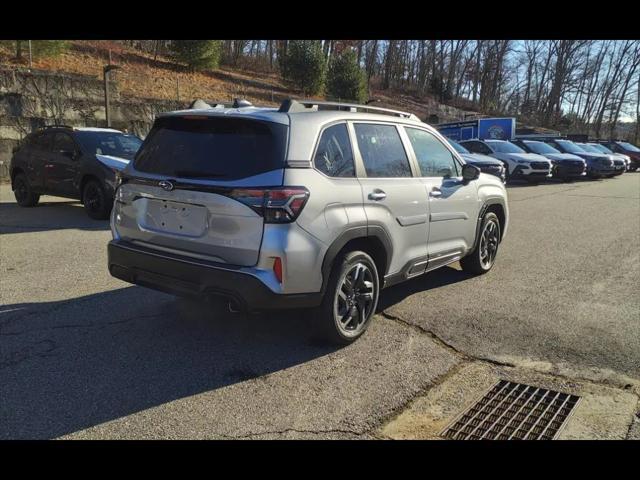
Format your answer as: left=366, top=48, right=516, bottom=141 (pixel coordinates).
left=462, top=164, right=481, bottom=183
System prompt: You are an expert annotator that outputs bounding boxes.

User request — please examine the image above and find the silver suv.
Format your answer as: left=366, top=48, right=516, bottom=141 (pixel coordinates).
left=108, top=99, right=509, bottom=344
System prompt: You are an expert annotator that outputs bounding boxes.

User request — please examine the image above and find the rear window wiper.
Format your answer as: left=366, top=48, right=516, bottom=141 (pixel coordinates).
left=173, top=170, right=226, bottom=179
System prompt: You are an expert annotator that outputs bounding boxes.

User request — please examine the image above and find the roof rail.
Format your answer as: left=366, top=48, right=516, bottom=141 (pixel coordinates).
left=279, top=98, right=421, bottom=121
left=42, top=124, right=73, bottom=130
left=188, top=98, right=254, bottom=110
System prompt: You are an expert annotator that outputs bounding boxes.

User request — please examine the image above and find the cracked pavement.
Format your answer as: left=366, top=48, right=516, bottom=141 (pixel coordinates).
left=1, top=175, right=639, bottom=439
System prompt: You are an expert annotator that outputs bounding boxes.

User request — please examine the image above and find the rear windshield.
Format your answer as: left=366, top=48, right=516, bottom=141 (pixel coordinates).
left=133, top=116, right=288, bottom=180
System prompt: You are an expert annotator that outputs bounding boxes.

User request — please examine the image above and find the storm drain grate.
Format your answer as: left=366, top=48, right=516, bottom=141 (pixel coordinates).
left=441, top=380, right=580, bottom=440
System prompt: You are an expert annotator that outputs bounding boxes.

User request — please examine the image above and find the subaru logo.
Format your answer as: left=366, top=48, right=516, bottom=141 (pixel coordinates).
left=159, top=180, right=174, bottom=191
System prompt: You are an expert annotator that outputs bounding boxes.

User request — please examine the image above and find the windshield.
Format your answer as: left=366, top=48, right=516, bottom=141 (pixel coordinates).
left=486, top=141, right=525, bottom=154
left=589, top=144, right=613, bottom=154
left=618, top=142, right=640, bottom=152
left=524, top=141, right=560, bottom=155
left=134, top=116, right=288, bottom=180
left=556, top=140, right=585, bottom=154
left=448, top=140, right=470, bottom=154
left=577, top=143, right=601, bottom=153
left=75, top=131, right=143, bottom=160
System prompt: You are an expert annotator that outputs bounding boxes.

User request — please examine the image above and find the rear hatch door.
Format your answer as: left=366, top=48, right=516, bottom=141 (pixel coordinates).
left=113, top=114, right=288, bottom=267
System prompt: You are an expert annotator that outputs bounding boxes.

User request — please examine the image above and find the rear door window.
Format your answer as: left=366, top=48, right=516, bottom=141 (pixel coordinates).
left=314, top=123, right=355, bottom=177
left=134, top=116, right=288, bottom=180
left=354, top=123, right=412, bottom=178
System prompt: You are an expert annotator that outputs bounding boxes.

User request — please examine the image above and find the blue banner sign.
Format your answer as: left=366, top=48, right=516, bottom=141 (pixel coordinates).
left=435, top=118, right=516, bottom=141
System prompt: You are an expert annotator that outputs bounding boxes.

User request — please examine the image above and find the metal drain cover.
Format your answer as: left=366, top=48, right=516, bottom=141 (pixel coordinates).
left=441, top=380, right=580, bottom=440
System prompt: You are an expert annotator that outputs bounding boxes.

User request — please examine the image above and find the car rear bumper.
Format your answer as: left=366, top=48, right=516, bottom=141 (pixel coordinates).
left=107, top=240, right=322, bottom=311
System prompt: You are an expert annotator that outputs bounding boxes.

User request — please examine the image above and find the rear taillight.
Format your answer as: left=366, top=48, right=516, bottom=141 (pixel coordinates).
left=229, top=187, right=309, bottom=223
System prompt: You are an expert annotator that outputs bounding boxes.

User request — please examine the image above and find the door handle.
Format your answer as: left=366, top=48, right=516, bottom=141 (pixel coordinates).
left=429, top=187, right=442, bottom=198
left=368, top=189, right=387, bottom=201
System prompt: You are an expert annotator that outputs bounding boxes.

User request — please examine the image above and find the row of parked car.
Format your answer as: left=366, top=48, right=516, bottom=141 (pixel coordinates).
left=448, top=137, right=639, bottom=184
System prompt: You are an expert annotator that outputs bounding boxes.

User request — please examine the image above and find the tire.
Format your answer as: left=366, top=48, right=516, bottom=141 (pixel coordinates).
left=313, top=250, right=380, bottom=345
left=13, top=173, right=40, bottom=207
left=460, top=212, right=501, bottom=275
left=83, top=179, right=112, bottom=220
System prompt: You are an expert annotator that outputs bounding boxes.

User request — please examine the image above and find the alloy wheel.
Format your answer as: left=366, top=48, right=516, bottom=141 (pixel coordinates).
left=479, top=220, right=499, bottom=269
left=333, top=262, right=376, bottom=337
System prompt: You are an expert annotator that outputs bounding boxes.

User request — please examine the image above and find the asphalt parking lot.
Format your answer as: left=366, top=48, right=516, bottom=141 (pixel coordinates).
left=1, top=174, right=639, bottom=439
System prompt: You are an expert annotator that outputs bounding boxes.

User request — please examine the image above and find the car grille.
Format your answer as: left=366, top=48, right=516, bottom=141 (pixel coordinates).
left=530, top=162, right=549, bottom=170
left=559, top=161, right=585, bottom=173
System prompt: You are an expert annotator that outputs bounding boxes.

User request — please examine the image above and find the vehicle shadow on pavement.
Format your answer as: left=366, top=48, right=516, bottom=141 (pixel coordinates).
left=504, top=181, right=542, bottom=188
left=0, top=287, right=337, bottom=439
left=0, top=201, right=110, bottom=233
left=377, top=265, right=475, bottom=312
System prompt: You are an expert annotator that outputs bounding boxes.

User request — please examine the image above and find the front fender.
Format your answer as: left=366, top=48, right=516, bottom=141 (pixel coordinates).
left=473, top=180, right=509, bottom=247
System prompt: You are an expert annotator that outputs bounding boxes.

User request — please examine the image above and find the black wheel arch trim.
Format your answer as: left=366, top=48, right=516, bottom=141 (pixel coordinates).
left=319, top=225, right=393, bottom=296
left=472, top=199, right=505, bottom=252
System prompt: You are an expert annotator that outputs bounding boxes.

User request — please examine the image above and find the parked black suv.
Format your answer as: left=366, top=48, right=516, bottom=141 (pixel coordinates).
left=10, top=126, right=142, bottom=219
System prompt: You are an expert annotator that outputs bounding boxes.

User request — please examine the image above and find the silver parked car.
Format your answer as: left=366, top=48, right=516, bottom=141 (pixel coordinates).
left=108, top=99, right=509, bottom=344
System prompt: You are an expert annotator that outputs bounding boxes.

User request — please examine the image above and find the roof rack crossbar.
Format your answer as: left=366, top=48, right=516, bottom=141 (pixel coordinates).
left=279, top=99, right=420, bottom=121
